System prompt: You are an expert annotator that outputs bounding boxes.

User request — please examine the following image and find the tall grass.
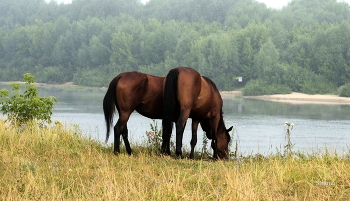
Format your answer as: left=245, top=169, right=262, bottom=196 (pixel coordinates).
left=1, top=119, right=350, bottom=200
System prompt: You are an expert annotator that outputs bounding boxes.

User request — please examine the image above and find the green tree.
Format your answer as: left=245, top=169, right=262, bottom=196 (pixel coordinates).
left=311, top=22, right=350, bottom=86
left=189, top=31, right=239, bottom=89
left=254, top=38, right=280, bottom=80
left=88, top=36, right=111, bottom=67
left=0, top=73, right=57, bottom=126
left=52, top=30, right=77, bottom=81
left=110, top=31, right=137, bottom=72
left=236, top=23, right=271, bottom=82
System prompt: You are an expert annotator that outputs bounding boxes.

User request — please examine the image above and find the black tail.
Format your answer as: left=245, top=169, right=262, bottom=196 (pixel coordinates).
left=162, top=68, right=179, bottom=153
left=103, top=76, right=120, bottom=143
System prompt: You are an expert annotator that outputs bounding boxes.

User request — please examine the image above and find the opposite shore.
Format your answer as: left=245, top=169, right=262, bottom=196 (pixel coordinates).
left=1, top=81, right=350, bottom=105
left=221, top=91, right=350, bottom=105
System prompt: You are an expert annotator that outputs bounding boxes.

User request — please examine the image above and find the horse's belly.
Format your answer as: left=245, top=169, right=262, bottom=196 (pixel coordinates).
left=189, top=106, right=210, bottom=119
left=136, top=105, right=162, bottom=119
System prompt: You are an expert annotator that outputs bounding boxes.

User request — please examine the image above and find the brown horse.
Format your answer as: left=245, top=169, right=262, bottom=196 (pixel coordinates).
left=162, top=67, right=232, bottom=159
left=103, top=71, right=207, bottom=158
left=103, top=71, right=164, bottom=155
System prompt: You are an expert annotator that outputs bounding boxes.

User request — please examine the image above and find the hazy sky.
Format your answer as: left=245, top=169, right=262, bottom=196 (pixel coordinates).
left=48, top=0, right=350, bottom=9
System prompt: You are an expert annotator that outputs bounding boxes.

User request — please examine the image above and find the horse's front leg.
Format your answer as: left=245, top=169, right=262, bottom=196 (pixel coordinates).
left=211, top=138, right=218, bottom=159
left=190, top=120, right=199, bottom=159
left=210, top=117, right=220, bottom=159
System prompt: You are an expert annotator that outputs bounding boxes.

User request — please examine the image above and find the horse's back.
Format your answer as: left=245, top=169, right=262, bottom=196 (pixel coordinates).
left=175, top=67, right=202, bottom=107
left=117, top=71, right=147, bottom=88
left=116, top=72, right=147, bottom=103
left=175, top=67, right=221, bottom=119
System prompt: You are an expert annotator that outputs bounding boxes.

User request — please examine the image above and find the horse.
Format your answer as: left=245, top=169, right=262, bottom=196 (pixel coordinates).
left=103, top=71, right=164, bottom=155
left=103, top=71, right=208, bottom=158
left=162, top=67, right=232, bottom=159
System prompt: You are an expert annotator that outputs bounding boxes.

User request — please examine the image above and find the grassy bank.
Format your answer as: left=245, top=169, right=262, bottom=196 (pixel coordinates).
left=1, top=120, right=349, bottom=200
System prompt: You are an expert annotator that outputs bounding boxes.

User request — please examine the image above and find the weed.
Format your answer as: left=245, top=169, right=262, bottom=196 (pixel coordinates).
left=145, top=120, right=163, bottom=153
left=284, top=122, right=294, bottom=157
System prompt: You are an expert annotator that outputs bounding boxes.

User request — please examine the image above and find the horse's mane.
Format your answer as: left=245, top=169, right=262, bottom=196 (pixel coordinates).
left=202, top=76, right=219, bottom=92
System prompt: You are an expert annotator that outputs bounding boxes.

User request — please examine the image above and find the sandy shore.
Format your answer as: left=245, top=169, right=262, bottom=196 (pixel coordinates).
left=220, top=91, right=350, bottom=105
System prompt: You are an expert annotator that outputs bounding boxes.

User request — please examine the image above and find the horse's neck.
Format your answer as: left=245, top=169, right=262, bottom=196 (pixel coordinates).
left=217, top=113, right=226, bottom=132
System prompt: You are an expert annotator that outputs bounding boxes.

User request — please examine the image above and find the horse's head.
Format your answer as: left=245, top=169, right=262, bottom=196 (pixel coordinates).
left=212, top=126, right=233, bottom=159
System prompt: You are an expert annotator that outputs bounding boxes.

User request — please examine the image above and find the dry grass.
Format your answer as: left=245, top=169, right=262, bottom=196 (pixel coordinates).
left=1, top=119, right=350, bottom=200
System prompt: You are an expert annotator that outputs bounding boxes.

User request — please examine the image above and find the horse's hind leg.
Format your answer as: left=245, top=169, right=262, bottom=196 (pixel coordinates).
left=121, top=126, right=132, bottom=155
left=175, top=109, right=190, bottom=157
left=114, top=114, right=131, bottom=155
left=161, top=140, right=171, bottom=156
left=113, top=123, right=122, bottom=154
left=190, top=120, right=199, bottom=159
left=161, top=129, right=171, bottom=155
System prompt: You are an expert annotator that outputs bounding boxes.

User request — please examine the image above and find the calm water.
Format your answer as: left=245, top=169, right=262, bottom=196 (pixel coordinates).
left=2, top=84, right=350, bottom=155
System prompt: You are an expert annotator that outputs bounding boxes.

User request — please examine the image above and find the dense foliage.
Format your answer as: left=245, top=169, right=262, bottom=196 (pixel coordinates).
left=0, top=73, right=56, bottom=125
left=0, top=0, right=350, bottom=95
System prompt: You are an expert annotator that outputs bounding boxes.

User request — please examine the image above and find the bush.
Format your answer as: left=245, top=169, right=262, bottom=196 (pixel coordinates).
left=0, top=73, right=57, bottom=126
left=243, top=79, right=291, bottom=96
left=73, top=68, right=108, bottom=87
left=338, top=83, right=350, bottom=97
left=144, top=120, right=163, bottom=153
left=300, top=75, right=336, bottom=94
left=35, top=65, right=67, bottom=84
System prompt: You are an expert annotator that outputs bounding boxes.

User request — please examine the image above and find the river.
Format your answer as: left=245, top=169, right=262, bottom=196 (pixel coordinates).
left=1, top=85, right=350, bottom=156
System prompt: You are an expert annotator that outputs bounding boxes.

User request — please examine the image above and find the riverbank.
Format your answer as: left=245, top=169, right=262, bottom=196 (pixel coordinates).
left=221, top=91, right=350, bottom=105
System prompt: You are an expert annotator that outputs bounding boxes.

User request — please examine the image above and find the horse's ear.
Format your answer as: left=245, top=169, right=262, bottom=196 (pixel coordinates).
left=227, top=126, right=233, bottom=132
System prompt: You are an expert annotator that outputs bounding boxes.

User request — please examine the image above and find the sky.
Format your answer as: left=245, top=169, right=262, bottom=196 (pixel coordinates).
left=48, top=0, right=350, bottom=9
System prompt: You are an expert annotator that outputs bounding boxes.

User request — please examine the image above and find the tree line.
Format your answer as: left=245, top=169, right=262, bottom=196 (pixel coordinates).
left=1, top=0, right=350, bottom=96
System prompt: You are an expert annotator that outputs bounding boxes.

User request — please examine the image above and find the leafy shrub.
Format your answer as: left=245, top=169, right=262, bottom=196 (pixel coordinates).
left=281, top=64, right=308, bottom=92
left=73, top=68, right=108, bottom=87
left=243, top=79, right=291, bottom=96
left=300, top=75, right=336, bottom=94
left=0, top=73, right=57, bottom=126
left=338, top=83, right=350, bottom=97
left=144, top=120, right=163, bottom=153
left=35, top=65, right=67, bottom=84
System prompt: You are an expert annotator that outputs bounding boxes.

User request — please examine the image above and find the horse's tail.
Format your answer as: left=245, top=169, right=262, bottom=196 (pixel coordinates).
left=103, top=76, right=120, bottom=143
left=162, top=68, right=179, bottom=147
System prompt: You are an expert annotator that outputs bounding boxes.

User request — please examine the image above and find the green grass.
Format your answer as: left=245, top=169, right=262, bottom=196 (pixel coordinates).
left=1, top=119, right=350, bottom=200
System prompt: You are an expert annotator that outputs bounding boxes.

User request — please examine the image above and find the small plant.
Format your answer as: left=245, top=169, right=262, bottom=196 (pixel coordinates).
left=284, top=122, right=294, bottom=156
left=0, top=73, right=57, bottom=126
left=201, top=132, right=210, bottom=157
left=228, top=127, right=239, bottom=158
left=230, top=140, right=239, bottom=158
left=145, top=120, right=163, bottom=153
